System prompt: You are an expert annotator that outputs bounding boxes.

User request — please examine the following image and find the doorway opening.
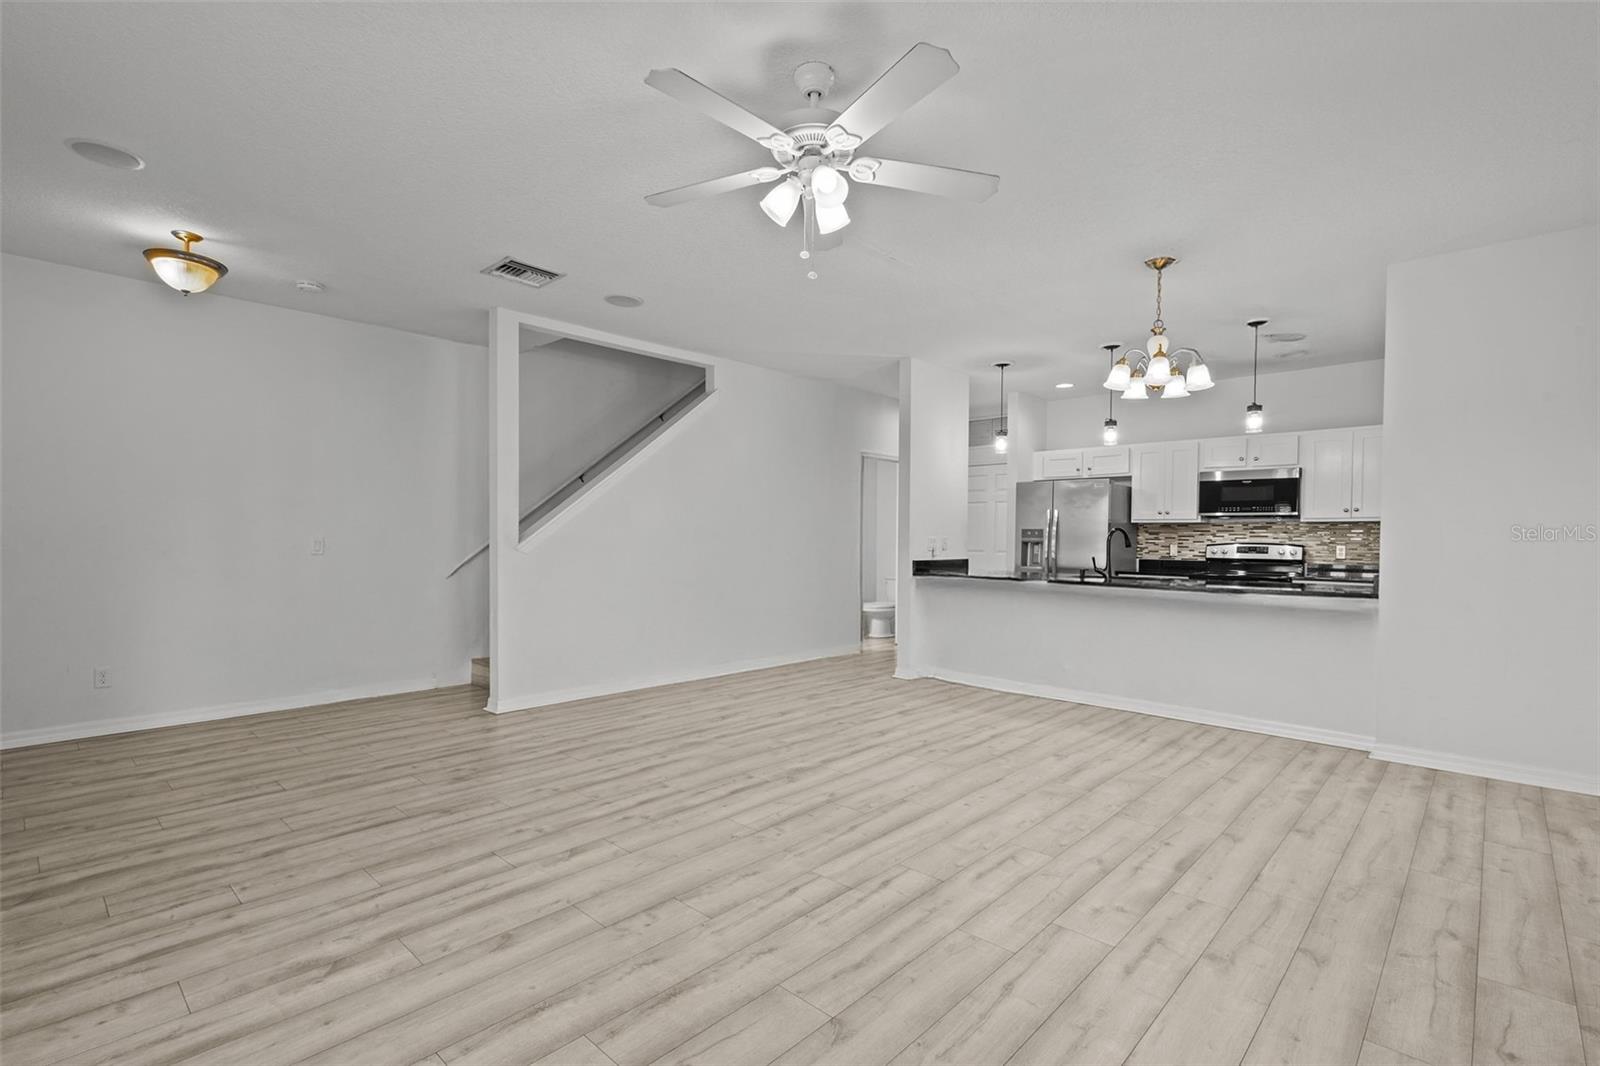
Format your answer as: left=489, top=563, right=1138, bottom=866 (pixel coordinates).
left=860, top=454, right=899, bottom=649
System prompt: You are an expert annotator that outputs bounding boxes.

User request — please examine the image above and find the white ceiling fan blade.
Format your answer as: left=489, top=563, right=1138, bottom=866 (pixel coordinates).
left=851, top=157, right=999, bottom=202
left=645, top=169, right=784, bottom=207
left=645, top=68, right=789, bottom=146
left=828, top=43, right=959, bottom=147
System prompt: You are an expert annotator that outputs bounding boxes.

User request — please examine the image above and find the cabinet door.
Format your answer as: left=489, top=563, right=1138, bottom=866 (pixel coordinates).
left=1164, top=442, right=1201, bottom=522
left=1248, top=433, right=1300, bottom=468
left=1083, top=446, right=1130, bottom=477
left=1200, top=436, right=1249, bottom=470
left=1130, top=446, right=1169, bottom=521
left=1351, top=428, right=1382, bottom=519
left=1037, top=449, right=1083, bottom=479
left=1300, top=430, right=1354, bottom=519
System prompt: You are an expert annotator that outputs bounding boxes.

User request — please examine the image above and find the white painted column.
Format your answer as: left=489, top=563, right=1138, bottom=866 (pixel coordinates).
left=486, top=307, right=521, bottom=710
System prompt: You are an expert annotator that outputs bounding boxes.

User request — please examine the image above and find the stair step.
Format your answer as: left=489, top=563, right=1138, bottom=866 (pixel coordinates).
left=470, top=657, right=489, bottom=689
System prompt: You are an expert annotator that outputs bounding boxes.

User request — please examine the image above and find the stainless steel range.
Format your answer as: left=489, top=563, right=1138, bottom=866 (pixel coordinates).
left=1203, top=542, right=1306, bottom=590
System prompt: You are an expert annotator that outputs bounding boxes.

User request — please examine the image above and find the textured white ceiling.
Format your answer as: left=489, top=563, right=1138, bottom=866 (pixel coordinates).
left=3, top=2, right=1595, bottom=402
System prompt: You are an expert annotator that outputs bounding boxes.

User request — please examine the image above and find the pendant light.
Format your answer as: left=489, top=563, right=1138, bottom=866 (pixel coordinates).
left=1101, top=345, right=1121, bottom=444
left=1244, top=318, right=1267, bottom=433
left=992, top=361, right=1010, bottom=453
left=143, top=230, right=228, bottom=295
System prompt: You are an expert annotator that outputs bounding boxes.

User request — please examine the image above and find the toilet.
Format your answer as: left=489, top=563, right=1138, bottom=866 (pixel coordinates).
left=862, top=577, right=896, bottom=639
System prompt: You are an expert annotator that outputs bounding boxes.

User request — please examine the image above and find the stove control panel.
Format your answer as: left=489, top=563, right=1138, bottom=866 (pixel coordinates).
left=1206, top=542, right=1305, bottom=561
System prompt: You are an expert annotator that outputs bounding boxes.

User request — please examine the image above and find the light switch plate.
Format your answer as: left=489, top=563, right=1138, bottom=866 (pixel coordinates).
left=93, top=668, right=111, bottom=689
left=1335, top=544, right=1347, bottom=560
left=311, top=537, right=327, bottom=556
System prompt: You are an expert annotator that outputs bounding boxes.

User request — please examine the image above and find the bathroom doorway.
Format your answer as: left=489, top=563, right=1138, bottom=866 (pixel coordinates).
left=860, top=454, right=899, bottom=646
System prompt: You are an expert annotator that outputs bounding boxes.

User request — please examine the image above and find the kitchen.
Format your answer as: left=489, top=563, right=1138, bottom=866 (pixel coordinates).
left=939, top=422, right=1384, bottom=599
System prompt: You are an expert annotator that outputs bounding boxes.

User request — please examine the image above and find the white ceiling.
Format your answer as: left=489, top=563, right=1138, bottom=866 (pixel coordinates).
left=3, top=2, right=1595, bottom=404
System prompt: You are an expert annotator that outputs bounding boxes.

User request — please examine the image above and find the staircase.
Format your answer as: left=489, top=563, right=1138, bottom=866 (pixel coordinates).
left=446, top=378, right=709, bottom=579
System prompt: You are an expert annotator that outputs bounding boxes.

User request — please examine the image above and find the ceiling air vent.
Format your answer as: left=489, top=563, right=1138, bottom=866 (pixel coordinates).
left=481, top=257, right=565, bottom=288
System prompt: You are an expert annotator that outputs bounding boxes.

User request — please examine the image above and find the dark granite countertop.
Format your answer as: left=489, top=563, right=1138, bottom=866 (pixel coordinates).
left=916, top=569, right=1378, bottom=600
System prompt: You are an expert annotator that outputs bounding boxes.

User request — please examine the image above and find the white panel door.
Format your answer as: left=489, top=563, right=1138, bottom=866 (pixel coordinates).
left=1248, top=433, right=1301, bottom=468
left=1200, top=436, right=1250, bottom=470
left=1352, top=428, right=1382, bottom=519
left=1300, top=430, right=1354, bottom=520
left=1165, top=442, right=1201, bottom=522
left=1083, top=446, right=1131, bottom=478
left=1130, top=445, right=1169, bottom=521
left=966, top=469, right=1012, bottom=575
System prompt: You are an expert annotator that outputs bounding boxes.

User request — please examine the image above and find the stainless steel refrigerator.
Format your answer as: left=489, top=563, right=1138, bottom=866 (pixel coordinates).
left=1014, top=479, right=1136, bottom=580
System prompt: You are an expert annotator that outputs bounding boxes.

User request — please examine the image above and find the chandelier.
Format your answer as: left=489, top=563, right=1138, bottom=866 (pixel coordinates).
left=1102, top=256, right=1214, bottom=399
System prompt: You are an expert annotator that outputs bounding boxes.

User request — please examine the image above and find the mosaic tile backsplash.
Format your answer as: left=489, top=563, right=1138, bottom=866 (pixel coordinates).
left=1135, top=521, right=1381, bottom=566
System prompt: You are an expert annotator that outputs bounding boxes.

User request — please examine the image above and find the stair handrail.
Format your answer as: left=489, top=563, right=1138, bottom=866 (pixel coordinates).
left=446, top=379, right=708, bottom=578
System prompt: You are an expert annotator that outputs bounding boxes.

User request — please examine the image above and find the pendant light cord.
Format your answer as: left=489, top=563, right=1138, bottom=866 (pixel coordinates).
left=1252, top=323, right=1260, bottom=404
left=999, top=363, right=1006, bottom=431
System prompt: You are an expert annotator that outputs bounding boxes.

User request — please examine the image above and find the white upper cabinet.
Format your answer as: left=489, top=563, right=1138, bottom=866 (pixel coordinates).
left=1300, top=427, right=1382, bottom=520
left=1035, top=449, right=1083, bottom=479
left=1200, top=436, right=1250, bottom=470
left=1131, top=441, right=1200, bottom=522
left=1199, top=433, right=1299, bottom=470
left=1351, top=427, right=1382, bottom=519
left=1033, top=446, right=1130, bottom=480
left=1083, top=446, right=1131, bottom=477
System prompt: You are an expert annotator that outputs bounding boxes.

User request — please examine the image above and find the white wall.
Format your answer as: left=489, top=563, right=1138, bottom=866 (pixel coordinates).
left=519, top=337, right=703, bottom=517
left=0, top=255, right=489, bottom=744
left=1045, top=359, right=1385, bottom=449
left=1376, top=225, right=1598, bottom=792
left=489, top=312, right=898, bottom=710
left=919, top=580, right=1379, bottom=748
left=901, top=358, right=970, bottom=562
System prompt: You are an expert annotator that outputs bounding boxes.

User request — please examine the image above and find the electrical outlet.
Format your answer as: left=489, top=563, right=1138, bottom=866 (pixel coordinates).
left=1335, top=544, right=1347, bottom=560
left=311, top=537, right=326, bottom=556
left=926, top=537, right=937, bottom=556
left=93, top=668, right=111, bottom=689
left=1169, top=544, right=1179, bottom=557
left=940, top=537, right=950, bottom=552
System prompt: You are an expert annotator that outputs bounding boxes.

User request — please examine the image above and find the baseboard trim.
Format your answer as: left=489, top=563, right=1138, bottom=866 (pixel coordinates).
left=0, top=676, right=447, bottom=749
left=924, top=668, right=1377, bottom=753
left=488, top=644, right=865, bottom=714
left=1369, top=744, right=1598, bottom=796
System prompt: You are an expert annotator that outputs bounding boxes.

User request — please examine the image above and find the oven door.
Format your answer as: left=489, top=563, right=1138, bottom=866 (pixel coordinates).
left=1198, top=468, right=1300, bottom=518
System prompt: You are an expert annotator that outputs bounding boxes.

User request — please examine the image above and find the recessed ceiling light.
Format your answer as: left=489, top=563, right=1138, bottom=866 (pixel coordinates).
left=295, top=280, right=326, bottom=294
left=1265, top=332, right=1306, bottom=343
left=1055, top=382, right=1074, bottom=389
left=67, top=139, right=145, bottom=171
left=604, top=294, right=643, bottom=308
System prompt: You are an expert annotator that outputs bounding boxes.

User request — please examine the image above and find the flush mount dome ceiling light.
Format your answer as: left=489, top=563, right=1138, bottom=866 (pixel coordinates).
left=643, top=43, right=1000, bottom=279
left=604, top=294, right=644, bottom=308
left=143, top=231, right=228, bottom=295
left=1102, top=256, right=1214, bottom=399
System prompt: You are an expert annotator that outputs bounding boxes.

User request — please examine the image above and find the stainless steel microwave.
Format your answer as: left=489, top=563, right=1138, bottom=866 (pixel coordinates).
left=1198, top=467, right=1300, bottom=519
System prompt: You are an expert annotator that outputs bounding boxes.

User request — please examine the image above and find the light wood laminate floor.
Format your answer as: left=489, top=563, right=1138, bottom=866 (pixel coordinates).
left=2, top=648, right=1595, bottom=1065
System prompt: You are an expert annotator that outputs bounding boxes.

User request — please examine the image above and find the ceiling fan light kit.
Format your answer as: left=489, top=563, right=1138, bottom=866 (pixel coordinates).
left=643, top=43, right=1000, bottom=277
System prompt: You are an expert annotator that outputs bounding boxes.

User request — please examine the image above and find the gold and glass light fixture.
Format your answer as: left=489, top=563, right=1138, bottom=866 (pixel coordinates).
left=1103, top=256, right=1214, bottom=398
left=143, top=230, right=228, bottom=295
left=1244, top=318, right=1267, bottom=433
left=1101, top=344, right=1120, bottom=445
left=992, top=361, right=1010, bottom=453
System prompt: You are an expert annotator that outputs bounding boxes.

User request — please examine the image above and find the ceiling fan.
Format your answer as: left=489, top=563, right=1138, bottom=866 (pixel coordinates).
left=643, top=43, right=1000, bottom=274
